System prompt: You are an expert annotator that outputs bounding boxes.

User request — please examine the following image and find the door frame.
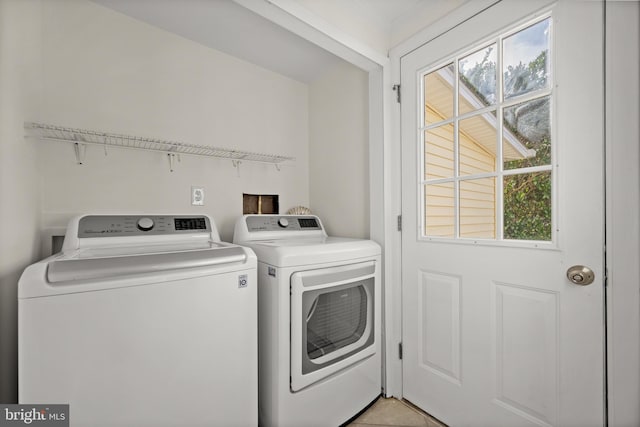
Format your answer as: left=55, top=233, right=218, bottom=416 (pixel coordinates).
left=603, top=2, right=640, bottom=425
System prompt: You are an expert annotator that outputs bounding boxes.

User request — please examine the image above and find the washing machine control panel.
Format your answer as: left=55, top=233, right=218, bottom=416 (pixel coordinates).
left=246, top=215, right=322, bottom=232
left=78, top=215, right=211, bottom=237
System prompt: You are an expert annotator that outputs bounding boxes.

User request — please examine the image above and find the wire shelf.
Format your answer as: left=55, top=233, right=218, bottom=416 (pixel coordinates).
left=25, top=122, right=295, bottom=170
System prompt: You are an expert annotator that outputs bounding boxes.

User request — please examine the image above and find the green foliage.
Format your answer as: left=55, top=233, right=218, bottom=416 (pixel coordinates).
left=503, top=121, right=552, bottom=242
left=503, top=138, right=552, bottom=242
left=504, top=170, right=552, bottom=241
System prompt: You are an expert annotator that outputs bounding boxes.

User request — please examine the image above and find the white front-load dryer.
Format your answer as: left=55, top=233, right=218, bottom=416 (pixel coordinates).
left=234, top=214, right=381, bottom=427
left=19, top=214, right=258, bottom=427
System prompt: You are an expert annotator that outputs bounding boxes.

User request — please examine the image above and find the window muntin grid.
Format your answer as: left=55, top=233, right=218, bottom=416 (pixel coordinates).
left=420, top=16, right=553, bottom=242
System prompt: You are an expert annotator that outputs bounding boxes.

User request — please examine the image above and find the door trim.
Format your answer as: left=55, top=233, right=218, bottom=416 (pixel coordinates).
left=604, top=1, right=640, bottom=425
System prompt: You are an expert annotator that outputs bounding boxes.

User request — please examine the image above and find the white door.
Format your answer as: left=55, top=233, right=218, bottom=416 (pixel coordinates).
left=400, top=1, right=604, bottom=426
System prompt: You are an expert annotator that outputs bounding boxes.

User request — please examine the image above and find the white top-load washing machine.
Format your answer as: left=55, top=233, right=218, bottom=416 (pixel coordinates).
left=19, top=214, right=257, bottom=427
left=233, top=214, right=381, bottom=427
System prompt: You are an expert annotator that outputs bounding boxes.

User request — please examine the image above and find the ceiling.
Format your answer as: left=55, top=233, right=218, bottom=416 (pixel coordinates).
left=292, top=0, right=467, bottom=52
left=342, top=0, right=428, bottom=26
left=91, top=0, right=462, bottom=83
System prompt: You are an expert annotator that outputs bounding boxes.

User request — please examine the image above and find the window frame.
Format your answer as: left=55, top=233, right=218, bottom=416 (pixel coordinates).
left=417, top=12, right=556, bottom=248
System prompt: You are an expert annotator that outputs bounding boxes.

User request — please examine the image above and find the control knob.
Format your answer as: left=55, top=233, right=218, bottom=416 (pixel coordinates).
left=137, top=217, right=155, bottom=231
left=278, top=218, right=289, bottom=228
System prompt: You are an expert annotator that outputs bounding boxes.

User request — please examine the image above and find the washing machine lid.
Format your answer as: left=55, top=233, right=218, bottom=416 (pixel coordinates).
left=47, top=242, right=247, bottom=284
left=241, top=236, right=380, bottom=267
left=19, top=241, right=255, bottom=298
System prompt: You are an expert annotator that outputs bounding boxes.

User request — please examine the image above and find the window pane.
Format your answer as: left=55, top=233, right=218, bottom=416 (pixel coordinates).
left=503, top=96, right=551, bottom=170
left=425, top=124, right=454, bottom=180
left=459, top=44, right=497, bottom=115
left=424, top=63, right=454, bottom=125
left=460, top=178, right=496, bottom=238
left=425, top=183, right=455, bottom=238
left=503, top=18, right=550, bottom=99
left=459, top=112, right=497, bottom=176
left=503, top=171, right=552, bottom=241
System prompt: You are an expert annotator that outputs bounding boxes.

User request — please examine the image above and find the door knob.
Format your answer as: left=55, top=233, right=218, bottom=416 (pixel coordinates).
left=566, top=265, right=595, bottom=285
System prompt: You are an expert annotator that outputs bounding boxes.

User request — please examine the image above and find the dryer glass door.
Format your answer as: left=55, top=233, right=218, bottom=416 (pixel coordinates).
left=290, top=261, right=376, bottom=392
left=306, top=284, right=368, bottom=360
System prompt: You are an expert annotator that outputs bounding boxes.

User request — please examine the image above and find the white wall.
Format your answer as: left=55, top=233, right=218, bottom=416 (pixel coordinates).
left=0, top=0, right=42, bottom=403
left=308, top=60, right=369, bottom=238
left=37, top=0, right=309, bottom=242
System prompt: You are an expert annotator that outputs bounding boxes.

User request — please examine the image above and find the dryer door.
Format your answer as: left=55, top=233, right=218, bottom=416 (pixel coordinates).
left=290, top=261, right=376, bottom=392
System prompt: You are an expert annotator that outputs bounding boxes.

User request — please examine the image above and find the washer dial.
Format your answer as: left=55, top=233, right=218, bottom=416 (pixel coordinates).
left=137, top=217, right=155, bottom=231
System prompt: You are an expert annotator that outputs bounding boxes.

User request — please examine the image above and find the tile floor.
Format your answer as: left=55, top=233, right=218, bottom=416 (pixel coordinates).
left=346, top=397, right=447, bottom=427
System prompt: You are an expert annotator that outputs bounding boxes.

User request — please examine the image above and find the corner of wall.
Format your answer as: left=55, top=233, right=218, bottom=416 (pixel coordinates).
left=308, top=61, right=370, bottom=238
left=0, top=0, right=43, bottom=403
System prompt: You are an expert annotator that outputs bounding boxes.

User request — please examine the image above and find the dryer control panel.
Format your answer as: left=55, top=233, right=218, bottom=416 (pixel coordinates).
left=77, top=215, right=211, bottom=238
left=246, top=215, right=322, bottom=232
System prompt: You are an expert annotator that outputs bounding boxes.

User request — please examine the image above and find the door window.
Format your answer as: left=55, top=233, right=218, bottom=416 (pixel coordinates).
left=421, top=17, right=552, bottom=242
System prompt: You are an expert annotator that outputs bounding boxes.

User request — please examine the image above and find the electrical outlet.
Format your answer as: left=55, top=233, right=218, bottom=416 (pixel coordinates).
left=191, top=187, right=204, bottom=206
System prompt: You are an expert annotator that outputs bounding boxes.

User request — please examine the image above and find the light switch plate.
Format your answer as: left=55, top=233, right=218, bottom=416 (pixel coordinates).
left=191, top=186, right=204, bottom=206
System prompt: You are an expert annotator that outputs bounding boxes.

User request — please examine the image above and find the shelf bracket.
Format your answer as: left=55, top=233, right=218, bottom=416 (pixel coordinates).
left=73, top=142, right=86, bottom=165
left=232, top=160, right=242, bottom=177
left=168, top=153, right=180, bottom=172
